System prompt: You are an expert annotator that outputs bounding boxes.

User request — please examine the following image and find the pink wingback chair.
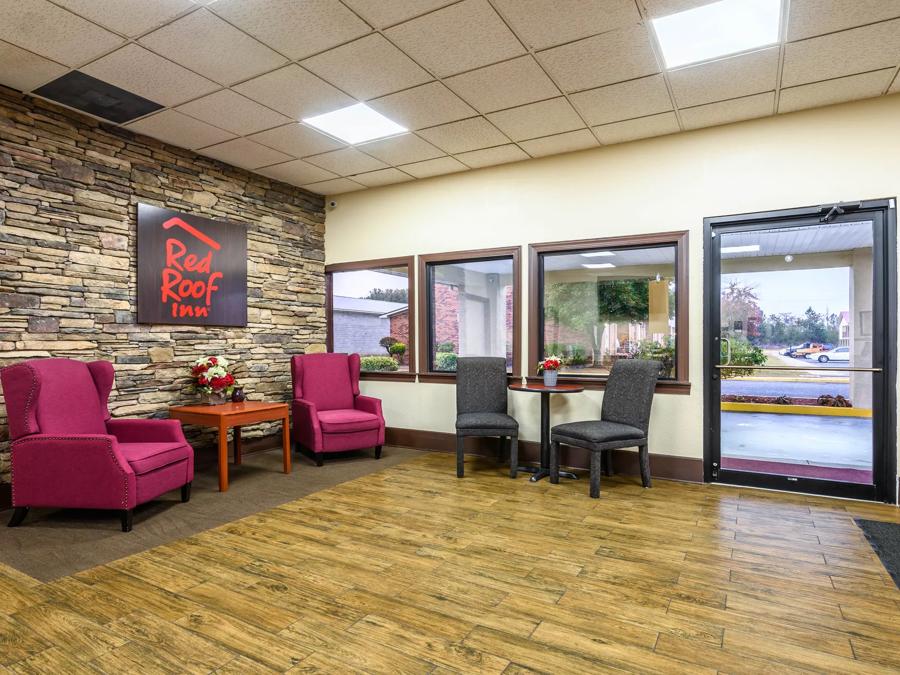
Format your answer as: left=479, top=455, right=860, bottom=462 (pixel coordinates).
left=291, top=353, right=385, bottom=466
left=1, top=358, right=194, bottom=532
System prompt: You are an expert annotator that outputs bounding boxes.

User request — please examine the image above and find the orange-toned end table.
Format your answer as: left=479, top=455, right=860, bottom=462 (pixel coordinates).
left=168, top=401, right=291, bottom=491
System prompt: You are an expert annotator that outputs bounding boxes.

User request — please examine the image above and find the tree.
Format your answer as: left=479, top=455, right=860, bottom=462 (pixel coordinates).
left=366, top=288, right=407, bottom=303
left=721, top=281, right=763, bottom=340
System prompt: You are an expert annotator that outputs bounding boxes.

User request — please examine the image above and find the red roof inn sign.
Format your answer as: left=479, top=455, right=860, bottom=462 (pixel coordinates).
left=137, top=204, right=247, bottom=326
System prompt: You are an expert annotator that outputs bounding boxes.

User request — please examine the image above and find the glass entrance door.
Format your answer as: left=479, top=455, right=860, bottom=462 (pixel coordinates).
left=706, top=204, right=895, bottom=501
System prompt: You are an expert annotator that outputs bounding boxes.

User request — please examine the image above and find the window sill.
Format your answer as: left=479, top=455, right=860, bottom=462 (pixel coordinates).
left=524, top=376, right=691, bottom=395
left=418, top=372, right=520, bottom=385
left=360, top=372, right=417, bottom=382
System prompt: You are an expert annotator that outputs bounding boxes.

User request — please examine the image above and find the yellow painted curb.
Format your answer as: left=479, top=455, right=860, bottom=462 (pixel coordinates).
left=721, top=402, right=872, bottom=418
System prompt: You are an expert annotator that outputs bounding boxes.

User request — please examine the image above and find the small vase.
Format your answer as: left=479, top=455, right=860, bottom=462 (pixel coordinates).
left=231, top=387, right=245, bottom=403
left=543, top=370, right=558, bottom=387
left=201, top=390, right=228, bottom=405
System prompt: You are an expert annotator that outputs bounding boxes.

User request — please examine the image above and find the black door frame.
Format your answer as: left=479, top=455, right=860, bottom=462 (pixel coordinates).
left=703, top=199, right=897, bottom=504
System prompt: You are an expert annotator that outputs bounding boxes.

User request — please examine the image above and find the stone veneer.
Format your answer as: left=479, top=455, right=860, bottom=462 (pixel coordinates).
left=0, top=86, right=326, bottom=484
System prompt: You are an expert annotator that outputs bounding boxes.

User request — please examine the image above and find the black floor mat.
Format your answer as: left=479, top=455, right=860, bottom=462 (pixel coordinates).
left=855, top=518, right=900, bottom=589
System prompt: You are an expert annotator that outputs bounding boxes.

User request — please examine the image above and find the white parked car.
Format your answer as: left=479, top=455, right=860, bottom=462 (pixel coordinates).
left=814, top=346, right=850, bottom=363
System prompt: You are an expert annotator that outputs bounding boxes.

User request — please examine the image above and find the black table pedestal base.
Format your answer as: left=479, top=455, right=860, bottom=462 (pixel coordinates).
left=528, top=468, right=578, bottom=483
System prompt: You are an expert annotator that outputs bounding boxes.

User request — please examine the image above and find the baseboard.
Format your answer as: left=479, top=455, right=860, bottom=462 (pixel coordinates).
left=385, top=427, right=703, bottom=482
left=0, top=483, right=11, bottom=511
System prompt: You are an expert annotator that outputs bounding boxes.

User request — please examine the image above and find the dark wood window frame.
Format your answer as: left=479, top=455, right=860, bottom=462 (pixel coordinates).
left=325, top=256, right=416, bottom=382
left=417, top=246, right=522, bottom=384
left=528, top=231, right=690, bottom=394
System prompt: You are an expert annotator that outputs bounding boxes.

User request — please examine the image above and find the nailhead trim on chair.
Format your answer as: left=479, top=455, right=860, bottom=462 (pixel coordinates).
left=13, top=435, right=130, bottom=508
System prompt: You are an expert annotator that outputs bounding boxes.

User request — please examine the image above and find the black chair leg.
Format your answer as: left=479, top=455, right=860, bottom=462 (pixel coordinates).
left=590, top=452, right=601, bottom=498
left=7, top=507, right=28, bottom=528
left=375, top=445, right=382, bottom=459
left=120, top=509, right=133, bottom=532
left=181, top=482, right=192, bottom=503
left=639, top=444, right=651, bottom=488
left=509, top=436, right=518, bottom=479
left=550, top=440, right=560, bottom=484
left=456, top=434, right=464, bottom=478
left=315, top=452, right=324, bottom=467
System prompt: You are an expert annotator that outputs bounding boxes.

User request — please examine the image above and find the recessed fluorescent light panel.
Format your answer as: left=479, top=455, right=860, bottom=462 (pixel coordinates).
left=303, top=103, right=407, bottom=144
left=582, top=263, right=616, bottom=269
left=721, top=244, right=761, bottom=254
left=652, top=0, right=782, bottom=69
left=581, top=251, right=615, bottom=258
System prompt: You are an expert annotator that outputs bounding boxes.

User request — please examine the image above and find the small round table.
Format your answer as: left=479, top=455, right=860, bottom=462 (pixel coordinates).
left=508, top=382, right=584, bottom=482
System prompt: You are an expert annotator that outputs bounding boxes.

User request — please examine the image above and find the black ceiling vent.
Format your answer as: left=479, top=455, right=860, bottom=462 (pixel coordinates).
left=34, top=71, right=163, bottom=124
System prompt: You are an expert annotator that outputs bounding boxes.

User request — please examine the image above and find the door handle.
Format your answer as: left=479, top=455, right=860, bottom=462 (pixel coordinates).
left=721, top=337, right=732, bottom=365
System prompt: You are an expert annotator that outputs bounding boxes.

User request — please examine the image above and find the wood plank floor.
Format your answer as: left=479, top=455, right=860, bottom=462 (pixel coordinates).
left=1, top=451, right=899, bottom=673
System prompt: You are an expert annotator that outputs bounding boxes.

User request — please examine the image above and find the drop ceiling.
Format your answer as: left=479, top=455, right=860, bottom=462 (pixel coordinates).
left=1, top=0, right=899, bottom=196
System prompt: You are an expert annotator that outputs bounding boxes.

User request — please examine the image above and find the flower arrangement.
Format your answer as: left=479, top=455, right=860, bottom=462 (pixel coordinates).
left=190, top=356, right=235, bottom=403
left=537, top=356, right=562, bottom=373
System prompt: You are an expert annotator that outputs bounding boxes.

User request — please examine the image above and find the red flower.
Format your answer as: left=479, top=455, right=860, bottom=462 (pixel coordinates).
left=198, top=375, right=208, bottom=385
left=208, top=357, right=218, bottom=365
left=225, top=374, right=235, bottom=385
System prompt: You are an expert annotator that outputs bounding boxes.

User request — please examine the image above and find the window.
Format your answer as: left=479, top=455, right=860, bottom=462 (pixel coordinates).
left=530, top=232, right=689, bottom=390
left=419, top=248, right=520, bottom=379
left=326, top=257, right=415, bottom=378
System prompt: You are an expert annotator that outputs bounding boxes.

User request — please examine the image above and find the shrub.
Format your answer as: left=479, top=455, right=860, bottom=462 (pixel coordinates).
left=379, top=336, right=399, bottom=356
left=435, top=352, right=458, bottom=371
left=634, top=337, right=675, bottom=377
left=388, top=342, right=406, bottom=358
left=360, top=355, right=398, bottom=372
left=436, top=341, right=456, bottom=353
left=718, top=338, right=766, bottom=379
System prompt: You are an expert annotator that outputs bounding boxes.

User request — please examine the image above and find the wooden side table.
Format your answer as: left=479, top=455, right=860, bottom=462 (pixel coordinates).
left=168, top=401, right=291, bottom=491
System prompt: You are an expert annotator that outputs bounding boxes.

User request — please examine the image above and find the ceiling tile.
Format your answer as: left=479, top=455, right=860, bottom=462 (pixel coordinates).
left=782, top=19, right=900, bottom=87
left=680, top=92, right=775, bottom=131
left=641, top=0, right=710, bottom=16
left=200, top=138, right=293, bottom=170
left=399, top=156, right=468, bottom=178
left=487, top=97, right=585, bottom=141
left=212, top=0, right=370, bottom=60
left=788, top=0, right=900, bottom=41
left=369, top=82, right=476, bottom=130
left=492, top=0, right=640, bottom=51
left=248, top=123, right=345, bottom=158
left=0, top=0, right=123, bottom=67
left=341, top=0, right=457, bottom=29
left=301, top=34, right=430, bottom=101
left=518, top=129, right=598, bottom=157
left=537, top=25, right=659, bottom=93
left=258, top=159, right=338, bottom=186
left=139, top=9, right=286, bottom=85
left=418, top=117, right=510, bottom=154
left=176, top=89, right=292, bottom=135
left=356, top=134, right=444, bottom=165
left=668, top=47, right=779, bottom=108
left=0, top=40, right=67, bottom=92
left=233, top=65, right=354, bottom=120
left=455, top=144, right=529, bottom=168
left=593, top=111, right=679, bottom=144
left=81, top=45, right=219, bottom=107
left=125, top=109, right=236, bottom=149
left=51, top=0, right=194, bottom=37
left=444, top=56, right=560, bottom=113
left=778, top=69, right=895, bottom=114
left=351, top=168, right=414, bottom=187
left=385, top=0, right=525, bottom=78
left=303, top=177, right=365, bottom=195
left=570, top=74, right=671, bottom=126
left=305, top=147, right=388, bottom=175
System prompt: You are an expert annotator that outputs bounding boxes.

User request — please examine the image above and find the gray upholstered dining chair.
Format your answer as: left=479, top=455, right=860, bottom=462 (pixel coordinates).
left=455, top=357, right=519, bottom=479
left=550, top=359, right=659, bottom=498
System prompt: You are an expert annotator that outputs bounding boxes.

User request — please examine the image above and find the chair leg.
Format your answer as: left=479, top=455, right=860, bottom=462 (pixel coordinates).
left=639, top=444, right=651, bottom=488
left=120, top=509, right=133, bottom=533
left=456, top=435, right=465, bottom=478
left=7, top=507, right=28, bottom=528
left=315, top=452, right=324, bottom=467
left=590, top=452, right=601, bottom=498
left=550, top=440, right=560, bottom=484
left=509, top=436, right=518, bottom=479
left=375, top=445, right=382, bottom=460
left=181, top=482, right=192, bottom=503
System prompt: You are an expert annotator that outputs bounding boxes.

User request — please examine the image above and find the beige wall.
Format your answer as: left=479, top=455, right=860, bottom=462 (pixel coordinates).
left=325, top=95, right=900, bottom=466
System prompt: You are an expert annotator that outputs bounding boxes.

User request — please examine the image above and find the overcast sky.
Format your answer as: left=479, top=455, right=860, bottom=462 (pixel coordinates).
left=332, top=269, right=408, bottom=298
left=723, top=267, right=850, bottom=316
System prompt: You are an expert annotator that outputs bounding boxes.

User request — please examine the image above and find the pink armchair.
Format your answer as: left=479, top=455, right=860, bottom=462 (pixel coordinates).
left=1, top=358, right=194, bottom=532
left=291, top=353, right=385, bottom=466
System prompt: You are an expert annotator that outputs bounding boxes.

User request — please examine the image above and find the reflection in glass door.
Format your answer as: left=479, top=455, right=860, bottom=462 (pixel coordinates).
left=706, top=202, right=896, bottom=502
